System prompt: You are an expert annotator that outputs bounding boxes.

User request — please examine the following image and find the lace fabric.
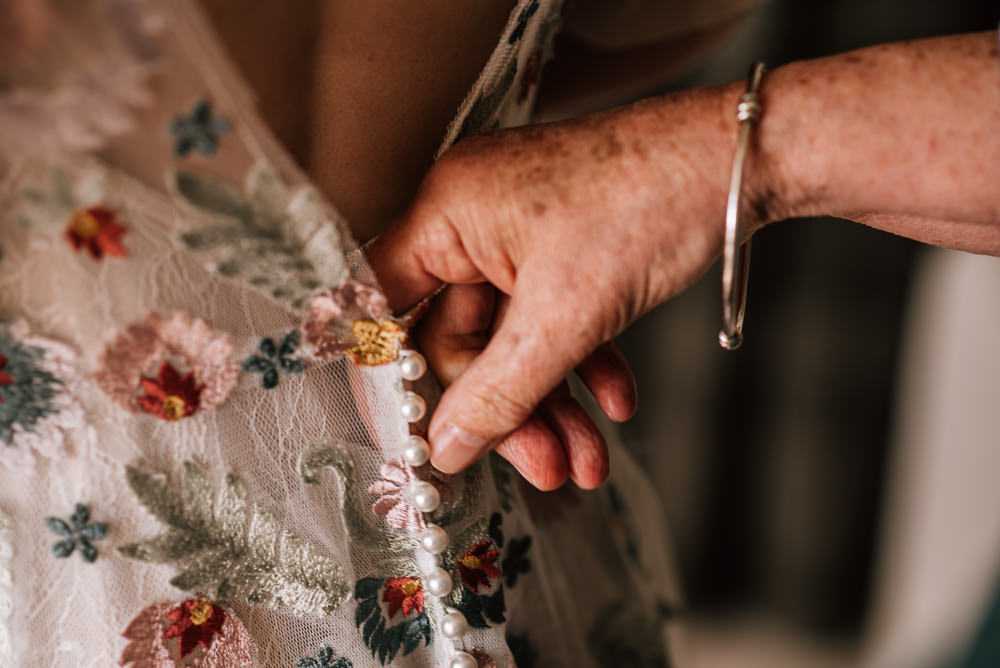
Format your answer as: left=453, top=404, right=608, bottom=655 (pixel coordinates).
left=0, top=1, right=681, bottom=666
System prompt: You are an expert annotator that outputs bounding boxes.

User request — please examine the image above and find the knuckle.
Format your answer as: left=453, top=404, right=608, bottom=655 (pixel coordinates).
left=462, top=379, right=536, bottom=432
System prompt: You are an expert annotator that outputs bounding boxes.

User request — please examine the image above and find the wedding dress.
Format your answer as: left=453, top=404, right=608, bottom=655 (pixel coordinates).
left=0, top=1, right=681, bottom=665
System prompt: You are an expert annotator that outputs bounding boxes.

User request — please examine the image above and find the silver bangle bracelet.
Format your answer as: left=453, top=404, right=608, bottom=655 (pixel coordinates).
left=719, top=61, right=765, bottom=350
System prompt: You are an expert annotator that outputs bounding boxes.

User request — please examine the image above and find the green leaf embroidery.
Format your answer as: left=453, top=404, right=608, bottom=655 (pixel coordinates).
left=353, top=578, right=432, bottom=664
left=298, top=442, right=415, bottom=553
left=170, top=163, right=348, bottom=312
left=119, top=460, right=348, bottom=617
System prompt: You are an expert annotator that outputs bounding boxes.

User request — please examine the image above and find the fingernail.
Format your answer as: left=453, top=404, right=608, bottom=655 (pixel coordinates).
left=430, top=423, right=488, bottom=473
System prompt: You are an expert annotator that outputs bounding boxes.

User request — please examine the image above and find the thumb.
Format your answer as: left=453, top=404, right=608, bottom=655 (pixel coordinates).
left=428, top=275, right=601, bottom=474
left=367, top=199, right=487, bottom=312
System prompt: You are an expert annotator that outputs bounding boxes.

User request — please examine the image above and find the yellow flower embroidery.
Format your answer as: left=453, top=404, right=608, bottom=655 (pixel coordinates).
left=346, top=320, right=406, bottom=366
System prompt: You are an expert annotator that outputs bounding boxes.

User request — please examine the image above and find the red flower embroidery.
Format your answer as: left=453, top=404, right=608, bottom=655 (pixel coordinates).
left=457, top=540, right=502, bottom=593
left=135, top=361, right=203, bottom=421
left=0, top=355, right=14, bottom=403
left=65, top=206, right=128, bottom=260
left=162, top=598, right=227, bottom=659
left=382, top=577, right=424, bottom=619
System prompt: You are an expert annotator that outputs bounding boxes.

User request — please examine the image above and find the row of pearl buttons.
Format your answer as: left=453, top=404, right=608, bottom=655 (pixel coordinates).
left=398, top=350, right=479, bottom=668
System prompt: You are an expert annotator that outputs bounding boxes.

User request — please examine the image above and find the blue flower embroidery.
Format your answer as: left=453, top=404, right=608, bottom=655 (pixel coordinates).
left=502, top=535, right=532, bottom=588
left=243, top=330, right=306, bottom=389
left=508, top=0, right=539, bottom=43
left=169, top=99, right=231, bottom=157
left=46, top=504, right=108, bottom=563
left=297, top=646, right=352, bottom=668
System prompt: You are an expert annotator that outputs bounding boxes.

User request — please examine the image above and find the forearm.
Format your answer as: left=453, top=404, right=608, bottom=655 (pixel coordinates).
left=757, top=31, right=1000, bottom=252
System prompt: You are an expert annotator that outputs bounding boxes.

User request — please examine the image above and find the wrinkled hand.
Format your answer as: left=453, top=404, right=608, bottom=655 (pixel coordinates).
left=369, top=31, right=1000, bottom=489
left=369, top=84, right=756, bottom=489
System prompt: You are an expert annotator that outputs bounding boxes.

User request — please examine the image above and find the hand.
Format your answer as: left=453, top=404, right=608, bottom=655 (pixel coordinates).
left=368, top=83, right=750, bottom=489
left=368, top=31, right=999, bottom=489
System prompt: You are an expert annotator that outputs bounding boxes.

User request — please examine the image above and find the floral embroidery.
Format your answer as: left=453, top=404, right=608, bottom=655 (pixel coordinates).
left=369, top=459, right=452, bottom=532
left=508, top=0, right=539, bottom=43
left=95, top=312, right=239, bottom=419
left=0, top=356, right=13, bottom=399
left=119, top=461, right=349, bottom=617
left=171, top=163, right=348, bottom=312
left=15, top=166, right=130, bottom=260
left=137, top=361, right=202, bottom=421
left=65, top=206, right=129, bottom=260
left=453, top=584, right=506, bottom=630
left=488, top=512, right=532, bottom=589
left=164, top=599, right=226, bottom=660
left=169, top=99, right=231, bottom=157
left=384, top=577, right=425, bottom=619
left=457, top=541, right=502, bottom=593
left=353, top=577, right=432, bottom=665
left=243, top=330, right=305, bottom=389
left=345, top=320, right=406, bottom=366
left=300, top=281, right=393, bottom=361
left=449, top=513, right=531, bottom=629
left=298, top=442, right=418, bottom=554
left=501, top=536, right=532, bottom=588
left=0, top=320, right=85, bottom=471
left=119, top=599, right=255, bottom=667
left=46, top=503, right=108, bottom=563
left=450, top=514, right=506, bottom=627
left=297, top=647, right=352, bottom=668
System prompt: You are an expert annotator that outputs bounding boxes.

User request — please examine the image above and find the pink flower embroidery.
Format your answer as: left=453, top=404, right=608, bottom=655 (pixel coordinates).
left=300, top=279, right=390, bottom=360
left=119, top=599, right=255, bottom=667
left=368, top=459, right=453, bottom=532
left=95, top=312, right=239, bottom=419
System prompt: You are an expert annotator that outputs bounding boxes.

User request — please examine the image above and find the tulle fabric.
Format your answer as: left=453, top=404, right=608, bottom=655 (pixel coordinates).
left=0, top=1, right=682, bottom=666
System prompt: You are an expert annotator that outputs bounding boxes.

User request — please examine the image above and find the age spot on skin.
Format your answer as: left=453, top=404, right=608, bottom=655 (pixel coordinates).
left=631, top=139, right=650, bottom=162
left=532, top=201, right=547, bottom=216
left=592, top=134, right=623, bottom=162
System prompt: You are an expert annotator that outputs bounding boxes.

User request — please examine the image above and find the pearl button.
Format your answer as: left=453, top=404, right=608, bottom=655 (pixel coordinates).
left=400, top=391, right=426, bottom=422
left=402, top=435, right=430, bottom=467
left=410, top=481, right=440, bottom=513
left=440, top=611, right=468, bottom=639
left=418, top=524, right=449, bottom=554
left=424, top=566, right=452, bottom=597
left=450, top=651, right=478, bottom=668
left=399, top=352, right=427, bottom=381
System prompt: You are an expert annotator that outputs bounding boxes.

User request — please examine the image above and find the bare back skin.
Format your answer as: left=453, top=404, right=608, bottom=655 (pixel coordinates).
left=201, top=0, right=515, bottom=242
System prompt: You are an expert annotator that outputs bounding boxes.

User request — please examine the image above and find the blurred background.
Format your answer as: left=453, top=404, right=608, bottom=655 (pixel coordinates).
left=601, top=1, right=1000, bottom=666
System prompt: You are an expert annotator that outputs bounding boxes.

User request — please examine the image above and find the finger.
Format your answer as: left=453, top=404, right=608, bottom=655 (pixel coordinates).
left=540, top=384, right=610, bottom=489
left=367, top=200, right=484, bottom=313
left=428, top=269, right=603, bottom=474
left=575, top=342, right=638, bottom=422
left=416, top=285, right=569, bottom=488
left=414, top=283, right=495, bottom=385
left=493, top=413, right=569, bottom=491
